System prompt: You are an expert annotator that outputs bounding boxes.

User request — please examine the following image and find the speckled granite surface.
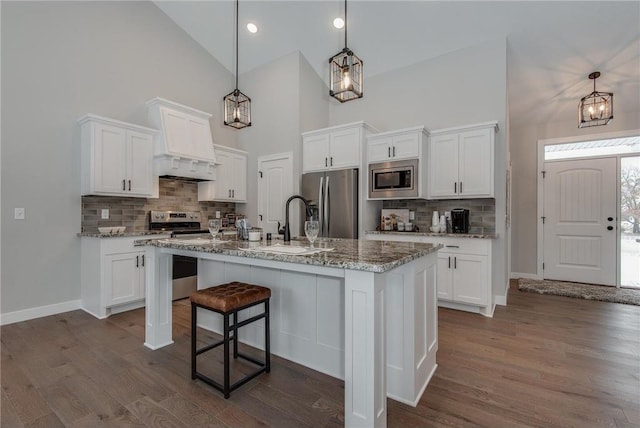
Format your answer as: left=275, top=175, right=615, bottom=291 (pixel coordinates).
left=366, top=231, right=496, bottom=239
left=78, top=231, right=170, bottom=238
left=136, top=237, right=442, bottom=273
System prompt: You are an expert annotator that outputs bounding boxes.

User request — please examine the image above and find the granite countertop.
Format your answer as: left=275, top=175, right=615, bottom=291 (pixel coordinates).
left=366, top=230, right=496, bottom=239
left=78, top=230, right=171, bottom=238
left=135, top=237, right=442, bottom=273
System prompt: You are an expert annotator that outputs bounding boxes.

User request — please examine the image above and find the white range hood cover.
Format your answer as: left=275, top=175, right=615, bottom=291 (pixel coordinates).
left=147, top=97, right=217, bottom=181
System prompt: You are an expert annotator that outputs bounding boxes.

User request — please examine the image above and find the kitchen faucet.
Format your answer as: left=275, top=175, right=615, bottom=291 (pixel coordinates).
left=281, top=195, right=313, bottom=242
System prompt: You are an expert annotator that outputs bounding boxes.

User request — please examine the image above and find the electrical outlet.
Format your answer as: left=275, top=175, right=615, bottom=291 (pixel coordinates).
left=101, top=209, right=109, bottom=220
left=215, top=211, right=221, bottom=219
left=14, top=208, right=25, bottom=220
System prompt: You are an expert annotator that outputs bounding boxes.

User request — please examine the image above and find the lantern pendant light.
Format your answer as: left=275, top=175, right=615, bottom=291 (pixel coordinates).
left=329, top=0, right=363, bottom=102
left=578, top=71, right=613, bottom=128
left=224, top=0, right=251, bottom=129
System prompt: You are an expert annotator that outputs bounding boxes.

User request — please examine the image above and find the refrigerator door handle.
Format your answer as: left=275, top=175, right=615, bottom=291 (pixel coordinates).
left=318, top=176, right=324, bottom=234
left=325, top=176, right=330, bottom=236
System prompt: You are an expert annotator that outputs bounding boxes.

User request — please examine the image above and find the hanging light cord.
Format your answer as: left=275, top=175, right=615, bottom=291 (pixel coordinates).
left=344, top=0, right=348, bottom=49
left=235, top=0, right=239, bottom=90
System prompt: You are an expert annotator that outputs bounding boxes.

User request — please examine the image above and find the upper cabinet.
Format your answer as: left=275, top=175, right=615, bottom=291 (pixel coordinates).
left=366, top=127, right=427, bottom=163
left=302, top=122, right=376, bottom=173
left=79, top=114, right=157, bottom=197
left=146, top=98, right=216, bottom=181
left=198, top=145, right=247, bottom=202
left=427, top=122, right=497, bottom=199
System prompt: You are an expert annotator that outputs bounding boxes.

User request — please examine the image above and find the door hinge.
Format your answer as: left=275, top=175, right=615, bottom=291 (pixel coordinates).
left=541, top=216, right=546, bottom=224
left=259, top=171, right=263, bottom=178
left=542, top=170, right=546, bottom=178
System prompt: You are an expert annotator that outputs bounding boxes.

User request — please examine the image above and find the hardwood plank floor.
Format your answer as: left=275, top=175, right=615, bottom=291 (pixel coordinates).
left=2, top=281, right=639, bottom=427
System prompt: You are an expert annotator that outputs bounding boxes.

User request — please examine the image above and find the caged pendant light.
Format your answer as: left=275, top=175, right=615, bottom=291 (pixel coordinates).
left=578, top=71, right=613, bottom=128
left=224, top=0, right=251, bottom=129
left=329, top=0, right=363, bottom=102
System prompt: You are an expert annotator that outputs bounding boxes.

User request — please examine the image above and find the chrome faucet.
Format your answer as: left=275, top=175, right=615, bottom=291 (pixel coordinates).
left=282, top=195, right=313, bottom=242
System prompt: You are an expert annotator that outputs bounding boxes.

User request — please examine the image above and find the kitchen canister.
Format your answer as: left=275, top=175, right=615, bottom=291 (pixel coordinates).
left=248, top=230, right=261, bottom=241
left=432, top=211, right=440, bottom=226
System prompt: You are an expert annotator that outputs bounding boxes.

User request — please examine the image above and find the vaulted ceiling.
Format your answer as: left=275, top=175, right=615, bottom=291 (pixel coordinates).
left=155, top=1, right=640, bottom=127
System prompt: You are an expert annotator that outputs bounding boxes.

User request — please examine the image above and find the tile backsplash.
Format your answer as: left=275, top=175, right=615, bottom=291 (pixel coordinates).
left=81, top=179, right=236, bottom=232
left=382, top=199, right=495, bottom=234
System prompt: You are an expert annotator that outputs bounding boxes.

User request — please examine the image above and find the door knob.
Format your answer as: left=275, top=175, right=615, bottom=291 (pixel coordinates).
left=607, top=226, right=613, bottom=231
left=607, top=217, right=613, bottom=221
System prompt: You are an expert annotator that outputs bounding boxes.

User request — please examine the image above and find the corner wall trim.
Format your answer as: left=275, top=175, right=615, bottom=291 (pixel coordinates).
left=0, top=300, right=82, bottom=326
left=511, top=272, right=542, bottom=280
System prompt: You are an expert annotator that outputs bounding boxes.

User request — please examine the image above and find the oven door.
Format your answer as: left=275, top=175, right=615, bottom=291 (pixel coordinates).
left=369, top=159, right=419, bottom=199
left=172, top=255, right=197, bottom=300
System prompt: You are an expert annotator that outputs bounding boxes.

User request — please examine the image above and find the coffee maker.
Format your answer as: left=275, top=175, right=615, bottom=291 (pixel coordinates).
left=451, top=208, right=470, bottom=233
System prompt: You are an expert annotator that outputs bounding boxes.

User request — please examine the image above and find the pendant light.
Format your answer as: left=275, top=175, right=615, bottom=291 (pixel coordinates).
left=224, top=0, right=251, bottom=129
left=329, top=0, right=363, bottom=102
left=578, top=71, right=613, bottom=128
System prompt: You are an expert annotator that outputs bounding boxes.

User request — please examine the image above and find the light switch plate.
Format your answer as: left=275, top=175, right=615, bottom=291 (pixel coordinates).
left=101, top=209, right=109, bottom=220
left=14, top=208, right=25, bottom=220
left=215, top=211, right=221, bottom=219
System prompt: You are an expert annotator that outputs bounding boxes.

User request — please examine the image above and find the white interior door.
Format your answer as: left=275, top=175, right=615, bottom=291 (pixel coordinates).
left=257, top=153, right=293, bottom=234
left=543, top=157, right=617, bottom=285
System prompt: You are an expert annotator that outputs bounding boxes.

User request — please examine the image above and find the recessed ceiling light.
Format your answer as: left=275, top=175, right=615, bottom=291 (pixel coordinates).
left=333, top=17, right=344, bottom=29
left=247, top=23, right=258, bottom=33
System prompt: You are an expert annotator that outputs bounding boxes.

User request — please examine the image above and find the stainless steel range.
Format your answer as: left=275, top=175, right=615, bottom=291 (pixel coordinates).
left=149, top=211, right=208, bottom=300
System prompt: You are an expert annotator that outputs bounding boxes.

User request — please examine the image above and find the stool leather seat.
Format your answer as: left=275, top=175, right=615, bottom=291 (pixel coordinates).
left=190, top=281, right=271, bottom=312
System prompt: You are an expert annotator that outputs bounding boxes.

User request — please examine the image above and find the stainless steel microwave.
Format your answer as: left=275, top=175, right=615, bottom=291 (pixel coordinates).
left=369, top=159, right=419, bottom=199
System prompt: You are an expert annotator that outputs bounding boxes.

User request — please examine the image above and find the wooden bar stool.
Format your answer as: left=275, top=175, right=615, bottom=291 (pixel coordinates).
left=190, top=281, right=271, bottom=398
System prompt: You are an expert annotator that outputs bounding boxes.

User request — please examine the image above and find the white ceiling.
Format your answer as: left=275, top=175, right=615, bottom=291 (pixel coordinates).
left=155, top=1, right=640, bottom=126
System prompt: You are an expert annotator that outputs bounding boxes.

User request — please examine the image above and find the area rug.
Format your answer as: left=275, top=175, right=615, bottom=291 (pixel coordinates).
left=518, top=279, right=640, bottom=306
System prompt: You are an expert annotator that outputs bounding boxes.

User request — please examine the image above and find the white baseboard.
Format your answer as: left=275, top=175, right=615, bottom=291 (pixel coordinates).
left=0, top=299, right=82, bottom=326
left=511, top=272, right=541, bottom=280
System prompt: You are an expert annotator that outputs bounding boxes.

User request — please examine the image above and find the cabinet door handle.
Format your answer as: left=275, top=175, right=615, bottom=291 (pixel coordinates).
left=454, top=257, right=457, bottom=269
left=459, top=182, right=463, bottom=193
left=232, top=189, right=235, bottom=198
left=330, top=157, right=333, bottom=166
left=228, top=189, right=231, bottom=197
left=325, top=157, right=328, bottom=167
left=136, top=255, right=139, bottom=268
left=448, top=256, right=451, bottom=269
left=392, top=146, right=396, bottom=157
left=128, top=180, right=131, bottom=191
left=454, top=182, right=457, bottom=193
left=259, top=214, right=263, bottom=221
left=123, top=179, right=126, bottom=191
left=388, top=147, right=391, bottom=158
left=142, top=255, right=145, bottom=267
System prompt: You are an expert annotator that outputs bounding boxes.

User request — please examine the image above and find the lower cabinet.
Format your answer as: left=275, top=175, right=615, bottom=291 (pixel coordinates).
left=81, top=234, right=169, bottom=318
left=366, top=233, right=494, bottom=316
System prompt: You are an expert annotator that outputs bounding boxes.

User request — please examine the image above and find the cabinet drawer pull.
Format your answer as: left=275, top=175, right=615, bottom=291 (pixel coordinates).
left=123, top=179, right=126, bottom=191
left=445, top=245, right=459, bottom=248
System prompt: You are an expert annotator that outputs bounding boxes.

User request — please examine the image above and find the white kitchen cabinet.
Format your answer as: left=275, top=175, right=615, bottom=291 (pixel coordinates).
left=198, top=145, right=247, bottom=202
left=365, top=233, right=493, bottom=316
left=81, top=234, right=169, bottom=319
left=79, top=115, right=157, bottom=197
left=366, top=127, right=427, bottom=163
left=302, top=122, right=376, bottom=173
left=427, top=121, right=497, bottom=199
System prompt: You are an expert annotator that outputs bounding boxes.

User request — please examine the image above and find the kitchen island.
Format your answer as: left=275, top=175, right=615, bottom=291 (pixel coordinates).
left=137, top=237, right=441, bottom=428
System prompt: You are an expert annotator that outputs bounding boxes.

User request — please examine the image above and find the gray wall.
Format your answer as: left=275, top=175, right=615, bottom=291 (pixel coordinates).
left=327, top=38, right=510, bottom=300
left=510, top=110, right=640, bottom=275
left=1, top=1, right=236, bottom=314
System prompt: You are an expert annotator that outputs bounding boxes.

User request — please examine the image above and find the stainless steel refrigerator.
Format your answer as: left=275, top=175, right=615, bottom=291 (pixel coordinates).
left=301, top=168, right=358, bottom=239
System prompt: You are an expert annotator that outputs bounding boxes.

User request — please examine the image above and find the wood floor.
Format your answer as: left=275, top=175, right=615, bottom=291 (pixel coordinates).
left=2, top=281, right=639, bottom=427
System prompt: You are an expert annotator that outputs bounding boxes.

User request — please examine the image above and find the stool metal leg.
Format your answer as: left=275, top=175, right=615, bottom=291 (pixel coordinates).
left=191, top=303, right=197, bottom=380
left=223, top=313, right=230, bottom=399
left=265, top=300, right=271, bottom=373
left=233, top=311, right=238, bottom=359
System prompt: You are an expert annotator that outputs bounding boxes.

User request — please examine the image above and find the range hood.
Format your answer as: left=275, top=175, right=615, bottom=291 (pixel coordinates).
left=146, top=97, right=217, bottom=181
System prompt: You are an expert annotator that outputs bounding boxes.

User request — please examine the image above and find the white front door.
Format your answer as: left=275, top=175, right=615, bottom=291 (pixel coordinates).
left=543, top=157, right=617, bottom=285
left=257, top=153, right=293, bottom=235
